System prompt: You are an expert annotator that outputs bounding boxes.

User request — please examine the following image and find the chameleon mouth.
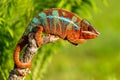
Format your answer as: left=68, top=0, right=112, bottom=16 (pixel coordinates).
left=93, top=29, right=100, bottom=35
left=82, top=31, right=100, bottom=39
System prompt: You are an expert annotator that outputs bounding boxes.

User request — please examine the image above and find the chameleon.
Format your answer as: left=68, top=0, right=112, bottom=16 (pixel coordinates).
left=14, top=8, right=100, bottom=70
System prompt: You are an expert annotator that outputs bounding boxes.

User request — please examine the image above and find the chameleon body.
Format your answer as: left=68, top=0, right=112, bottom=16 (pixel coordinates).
left=14, top=8, right=100, bottom=70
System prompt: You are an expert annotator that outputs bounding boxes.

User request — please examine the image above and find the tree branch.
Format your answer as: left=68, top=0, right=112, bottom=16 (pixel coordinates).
left=8, top=33, right=59, bottom=80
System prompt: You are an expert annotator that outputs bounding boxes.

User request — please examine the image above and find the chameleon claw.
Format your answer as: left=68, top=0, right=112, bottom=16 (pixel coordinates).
left=16, top=68, right=30, bottom=76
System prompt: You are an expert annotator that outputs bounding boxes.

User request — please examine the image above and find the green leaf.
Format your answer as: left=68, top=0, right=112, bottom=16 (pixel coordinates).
left=0, top=18, right=5, bottom=25
left=6, top=27, right=14, bottom=38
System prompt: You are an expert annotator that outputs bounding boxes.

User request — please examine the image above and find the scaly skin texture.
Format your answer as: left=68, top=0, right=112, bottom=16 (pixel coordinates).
left=14, top=8, right=100, bottom=72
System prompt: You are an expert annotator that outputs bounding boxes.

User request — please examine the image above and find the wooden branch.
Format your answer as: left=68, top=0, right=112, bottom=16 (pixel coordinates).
left=8, top=33, right=59, bottom=80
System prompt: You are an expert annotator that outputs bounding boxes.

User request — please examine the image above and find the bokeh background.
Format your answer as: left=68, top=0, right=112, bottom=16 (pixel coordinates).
left=0, top=0, right=120, bottom=80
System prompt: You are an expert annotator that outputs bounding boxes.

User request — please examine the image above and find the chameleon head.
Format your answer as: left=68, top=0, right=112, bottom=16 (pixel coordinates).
left=80, top=19, right=100, bottom=39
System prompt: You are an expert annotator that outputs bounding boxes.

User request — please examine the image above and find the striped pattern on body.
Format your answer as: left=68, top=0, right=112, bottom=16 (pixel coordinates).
left=25, top=8, right=82, bottom=38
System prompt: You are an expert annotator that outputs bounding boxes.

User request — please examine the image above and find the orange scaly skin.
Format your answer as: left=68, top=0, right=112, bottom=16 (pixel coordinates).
left=14, top=8, right=100, bottom=75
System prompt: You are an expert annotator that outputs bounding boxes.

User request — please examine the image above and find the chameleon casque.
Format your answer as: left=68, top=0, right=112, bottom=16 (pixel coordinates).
left=14, top=8, right=100, bottom=71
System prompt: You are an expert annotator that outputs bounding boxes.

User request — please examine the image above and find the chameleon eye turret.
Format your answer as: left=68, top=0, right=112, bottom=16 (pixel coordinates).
left=80, top=19, right=100, bottom=39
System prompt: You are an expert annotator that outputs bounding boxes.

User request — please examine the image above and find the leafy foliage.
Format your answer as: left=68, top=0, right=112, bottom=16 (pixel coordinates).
left=0, top=0, right=107, bottom=80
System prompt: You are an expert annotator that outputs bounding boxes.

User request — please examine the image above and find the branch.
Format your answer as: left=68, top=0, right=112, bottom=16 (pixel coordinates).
left=8, top=33, right=59, bottom=80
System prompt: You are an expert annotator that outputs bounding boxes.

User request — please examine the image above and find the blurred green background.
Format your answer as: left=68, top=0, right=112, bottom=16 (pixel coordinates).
left=0, top=0, right=120, bottom=80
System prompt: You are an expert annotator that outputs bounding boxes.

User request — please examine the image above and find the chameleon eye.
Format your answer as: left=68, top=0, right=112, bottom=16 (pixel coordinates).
left=88, top=26, right=93, bottom=31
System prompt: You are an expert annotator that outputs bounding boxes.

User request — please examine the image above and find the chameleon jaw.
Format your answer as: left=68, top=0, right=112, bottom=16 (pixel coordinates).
left=82, top=31, right=100, bottom=39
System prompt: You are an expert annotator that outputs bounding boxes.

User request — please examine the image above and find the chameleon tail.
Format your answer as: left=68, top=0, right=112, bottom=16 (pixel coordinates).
left=14, top=38, right=32, bottom=68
